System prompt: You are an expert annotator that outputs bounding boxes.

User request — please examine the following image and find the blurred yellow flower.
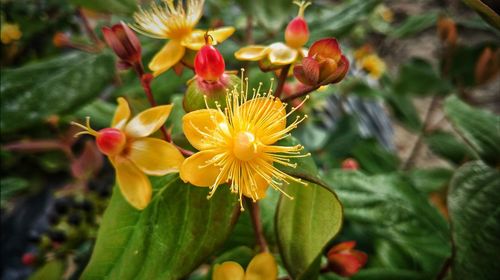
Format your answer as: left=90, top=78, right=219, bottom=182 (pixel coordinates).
left=72, top=98, right=184, bottom=210
left=1, top=23, right=22, bottom=44
left=180, top=75, right=309, bottom=210
left=213, top=252, right=278, bottom=280
left=132, top=0, right=235, bottom=77
left=235, top=1, right=311, bottom=68
left=376, top=4, right=394, bottom=23
left=358, top=54, right=386, bottom=79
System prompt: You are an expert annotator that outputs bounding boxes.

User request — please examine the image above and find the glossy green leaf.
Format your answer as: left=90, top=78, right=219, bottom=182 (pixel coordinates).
left=29, top=260, right=65, bottom=280
left=390, top=12, right=439, bottom=38
left=81, top=175, right=238, bottom=279
left=385, top=93, right=422, bottom=132
left=325, top=171, right=451, bottom=275
left=394, top=58, right=451, bottom=96
left=0, top=52, right=114, bottom=133
left=463, top=0, right=500, bottom=30
left=276, top=181, right=343, bottom=280
left=351, top=139, right=400, bottom=174
left=448, top=161, right=500, bottom=280
left=444, top=96, right=500, bottom=165
left=424, top=130, right=475, bottom=164
left=406, top=168, right=454, bottom=193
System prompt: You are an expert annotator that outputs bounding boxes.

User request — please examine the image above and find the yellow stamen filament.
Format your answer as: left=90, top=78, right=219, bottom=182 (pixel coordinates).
left=294, top=1, right=311, bottom=18
left=71, top=117, right=98, bottom=137
left=200, top=69, right=309, bottom=210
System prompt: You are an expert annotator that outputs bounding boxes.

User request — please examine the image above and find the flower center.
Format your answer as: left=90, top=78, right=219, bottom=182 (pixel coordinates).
left=233, top=131, right=258, bottom=161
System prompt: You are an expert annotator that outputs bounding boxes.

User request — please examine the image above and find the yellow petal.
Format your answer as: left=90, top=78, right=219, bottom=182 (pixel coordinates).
left=148, top=40, right=185, bottom=77
left=182, top=27, right=236, bottom=50
left=183, top=109, right=226, bottom=150
left=112, top=97, right=131, bottom=129
left=238, top=97, right=286, bottom=145
left=180, top=150, right=221, bottom=187
left=212, top=262, right=245, bottom=280
left=235, top=45, right=269, bottom=61
left=241, top=171, right=269, bottom=200
left=127, top=138, right=184, bottom=176
left=267, top=42, right=298, bottom=65
left=244, top=252, right=278, bottom=280
left=125, top=104, right=173, bottom=138
left=113, top=157, right=152, bottom=210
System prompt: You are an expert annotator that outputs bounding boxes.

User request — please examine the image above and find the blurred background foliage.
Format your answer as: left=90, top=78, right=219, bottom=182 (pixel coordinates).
left=1, top=0, right=499, bottom=279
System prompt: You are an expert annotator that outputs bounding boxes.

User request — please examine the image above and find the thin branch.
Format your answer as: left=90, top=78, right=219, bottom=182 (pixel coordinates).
left=274, top=64, right=291, bottom=98
left=281, top=85, right=319, bottom=102
left=77, top=8, right=101, bottom=44
left=245, top=198, right=269, bottom=253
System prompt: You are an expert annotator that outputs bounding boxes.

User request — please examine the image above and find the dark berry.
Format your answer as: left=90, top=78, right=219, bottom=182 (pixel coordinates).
left=47, top=212, right=60, bottom=225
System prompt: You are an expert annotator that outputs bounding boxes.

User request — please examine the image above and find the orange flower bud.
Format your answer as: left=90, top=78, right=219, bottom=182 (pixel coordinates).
left=285, top=1, right=311, bottom=48
left=52, top=32, right=70, bottom=48
left=437, top=17, right=457, bottom=46
left=194, top=44, right=225, bottom=82
left=294, top=38, right=349, bottom=86
left=327, top=241, right=368, bottom=277
left=102, top=22, right=142, bottom=69
left=95, top=128, right=126, bottom=156
left=475, top=47, right=500, bottom=85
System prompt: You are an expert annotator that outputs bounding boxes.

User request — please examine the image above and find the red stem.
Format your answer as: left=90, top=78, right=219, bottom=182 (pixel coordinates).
left=246, top=198, right=269, bottom=253
left=274, top=64, right=291, bottom=98
left=281, top=85, right=319, bottom=102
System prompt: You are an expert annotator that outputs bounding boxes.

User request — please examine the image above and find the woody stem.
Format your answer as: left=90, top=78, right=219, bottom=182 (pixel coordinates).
left=274, top=64, right=291, bottom=98
left=245, top=198, right=269, bottom=253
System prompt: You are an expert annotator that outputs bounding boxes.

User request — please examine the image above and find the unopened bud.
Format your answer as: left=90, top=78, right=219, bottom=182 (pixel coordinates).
left=96, top=128, right=126, bottom=156
left=341, top=158, right=359, bottom=170
left=327, top=241, right=367, bottom=277
left=437, top=17, right=457, bottom=46
left=102, top=21, right=142, bottom=69
left=475, top=47, right=500, bottom=85
left=194, top=43, right=225, bottom=81
left=285, top=1, right=311, bottom=48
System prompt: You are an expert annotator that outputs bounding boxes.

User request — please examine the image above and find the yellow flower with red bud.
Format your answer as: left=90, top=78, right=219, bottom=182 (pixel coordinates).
left=327, top=241, right=368, bottom=277
left=293, top=38, right=350, bottom=86
left=71, top=98, right=184, bottom=210
left=131, top=0, right=235, bottom=77
left=235, top=1, right=311, bottom=70
left=1, top=23, right=22, bottom=44
left=180, top=71, right=310, bottom=210
left=212, top=252, right=278, bottom=280
left=102, top=22, right=143, bottom=70
left=184, top=35, right=241, bottom=112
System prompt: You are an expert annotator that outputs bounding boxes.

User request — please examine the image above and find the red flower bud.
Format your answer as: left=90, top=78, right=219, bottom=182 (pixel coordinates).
left=285, top=1, right=311, bottom=48
left=96, top=128, right=126, bottom=156
left=22, top=253, right=37, bottom=266
left=341, top=158, right=359, bottom=170
left=194, top=44, right=225, bottom=82
left=294, top=38, right=349, bottom=86
left=102, top=21, right=142, bottom=69
left=327, top=241, right=367, bottom=277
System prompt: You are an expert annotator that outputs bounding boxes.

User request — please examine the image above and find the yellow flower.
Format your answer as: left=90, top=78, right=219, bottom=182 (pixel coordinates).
left=1, top=23, right=22, bottom=44
left=358, top=54, right=386, bottom=79
left=376, top=4, right=394, bottom=23
left=180, top=74, right=309, bottom=210
left=72, top=98, right=184, bottom=210
left=235, top=1, right=310, bottom=67
left=131, top=0, right=235, bottom=76
left=213, top=252, right=278, bottom=280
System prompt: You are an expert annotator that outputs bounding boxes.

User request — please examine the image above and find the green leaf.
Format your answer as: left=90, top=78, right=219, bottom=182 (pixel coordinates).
left=390, top=11, right=439, bottom=38
left=462, top=0, right=500, bottom=30
left=309, top=0, right=381, bottom=40
left=29, top=260, right=65, bottom=280
left=406, top=168, right=454, bottom=193
left=0, top=177, right=29, bottom=200
left=444, top=96, right=500, bottom=165
left=394, top=58, right=451, bottom=96
left=276, top=181, right=343, bottom=280
left=82, top=175, right=238, bottom=279
left=448, top=161, right=500, bottom=280
left=352, top=268, right=429, bottom=280
left=384, top=93, right=422, bottom=132
left=424, top=130, right=475, bottom=164
left=0, top=52, right=114, bottom=133
left=69, top=0, right=136, bottom=14
left=74, top=99, right=116, bottom=129
left=351, top=139, right=400, bottom=174
left=325, top=171, right=451, bottom=274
